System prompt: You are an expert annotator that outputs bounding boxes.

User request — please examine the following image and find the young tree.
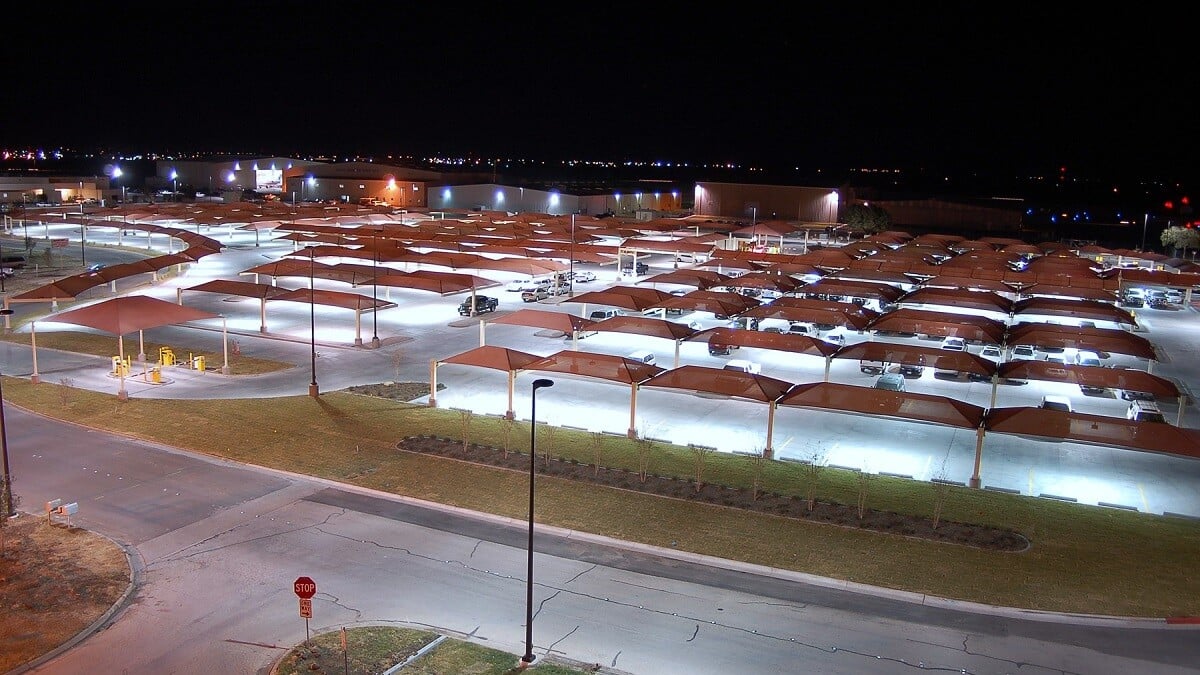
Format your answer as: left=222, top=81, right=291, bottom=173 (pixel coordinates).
left=541, top=424, right=557, bottom=468
left=801, top=448, right=828, bottom=512
left=749, top=448, right=766, bottom=500
left=931, top=476, right=951, bottom=530
left=500, top=417, right=516, bottom=459
left=458, top=409, right=474, bottom=452
left=635, top=437, right=653, bottom=483
left=589, top=432, right=605, bottom=477
left=690, top=444, right=712, bottom=493
left=855, top=469, right=876, bottom=520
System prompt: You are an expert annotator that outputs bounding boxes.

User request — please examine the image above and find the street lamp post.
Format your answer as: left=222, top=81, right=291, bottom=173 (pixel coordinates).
left=171, top=170, right=179, bottom=203
left=1142, top=213, right=1149, bottom=251
left=568, top=213, right=575, bottom=297
left=0, top=369, right=14, bottom=518
left=371, top=234, right=380, bottom=348
left=521, top=378, right=555, bottom=668
left=79, top=201, right=87, bottom=266
left=309, top=254, right=319, bottom=397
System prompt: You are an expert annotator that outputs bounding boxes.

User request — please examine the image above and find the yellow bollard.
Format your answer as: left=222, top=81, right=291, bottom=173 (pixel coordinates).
left=159, top=346, right=176, bottom=367
left=193, top=355, right=205, bottom=371
left=151, top=367, right=162, bottom=384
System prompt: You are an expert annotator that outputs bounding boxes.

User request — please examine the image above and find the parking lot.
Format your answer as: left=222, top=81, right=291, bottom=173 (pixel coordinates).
left=6, top=216, right=1200, bottom=518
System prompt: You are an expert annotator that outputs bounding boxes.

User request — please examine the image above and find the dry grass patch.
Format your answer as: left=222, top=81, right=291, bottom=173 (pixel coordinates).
left=0, top=330, right=292, bottom=375
left=0, top=515, right=130, bottom=673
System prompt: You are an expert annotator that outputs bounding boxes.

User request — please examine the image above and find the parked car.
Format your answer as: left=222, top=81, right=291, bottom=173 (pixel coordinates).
left=1119, top=389, right=1155, bottom=402
left=589, top=308, right=621, bottom=321
left=1012, top=344, right=1037, bottom=360
left=859, top=359, right=887, bottom=375
left=723, top=359, right=761, bottom=374
left=874, top=373, right=906, bottom=392
left=1040, top=395, right=1073, bottom=413
left=980, top=345, right=1003, bottom=361
left=574, top=271, right=597, bottom=283
left=708, top=340, right=738, bottom=356
left=898, top=363, right=924, bottom=377
left=620, top=262, right=649, bottom=276
left=457, top=295, right=498, bottom=315
left=521, top=288, right=549, bottom=302
left=940, top=336, right=966, bottom=351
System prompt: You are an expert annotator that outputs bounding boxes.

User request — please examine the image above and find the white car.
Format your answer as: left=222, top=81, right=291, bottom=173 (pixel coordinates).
left=980, top=345, right=1003, bottom=361
left=574, top=271, right=597, bottom=283
left=1012, top=345, right=1036, bottom=360
left=940, top=336, right=966, bottom=351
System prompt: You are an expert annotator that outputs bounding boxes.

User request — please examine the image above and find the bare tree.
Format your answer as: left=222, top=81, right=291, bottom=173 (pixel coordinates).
left=749, top=447, right=766, bottom=500
left=458, top=409, right=474, bottom=452
left=541, top=424, right=557, bottom=468
left=500, top=417, right=516, bottom=459
left=855, top=470, right=876, bottom=520
left=57, top=378, right=75, bottom=407
left=801, top=447, right=828, bottom=512
left=390, top=350, right=404, bottom=380
left=590, top=432, right=605, bottom=477
left=931, top=475, right=951, bottom=529
left=690, top=444, right=712, bottom=493
left=635, top=437, right=653, bottom=483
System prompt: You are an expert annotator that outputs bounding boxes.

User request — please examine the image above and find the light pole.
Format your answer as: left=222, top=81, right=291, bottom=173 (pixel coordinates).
left=568, top=213, right=575, bottom=297
left=522, top=377, right=554, bottom=668
left=170, top=169, right=179, bottom=203
left=371, top=233, right=380, bottom=348
left=309, top=253, right=319, bottom=397
left=0, top=369, right=14, bottom=518
left=79, top=201, right=87, bottom=267
left=1141, top=213, right=1149, bottom=251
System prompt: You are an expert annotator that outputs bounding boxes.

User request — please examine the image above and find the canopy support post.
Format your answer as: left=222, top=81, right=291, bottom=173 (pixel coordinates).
left=30, top=322, right=39, bottom=384
left=506, top=370, right=515, bottom=420
left=970, top=427, right=985, bottom=488
left=764, top=402, right=775, bottom=460
left=221, top=318, right=229, bottom=374
left=627, top=383, right=639, bottom=438
left=428, top=360, right=438, bottom=408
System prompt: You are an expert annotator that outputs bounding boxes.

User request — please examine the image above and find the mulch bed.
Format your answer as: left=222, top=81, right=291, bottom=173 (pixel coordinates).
left=397, top=435, right=1029, bottom=552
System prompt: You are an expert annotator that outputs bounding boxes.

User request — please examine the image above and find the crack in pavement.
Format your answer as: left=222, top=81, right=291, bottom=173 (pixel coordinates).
left=564, top=564, right=596, bottom=585
left=145, top=508, right=347, bottom=568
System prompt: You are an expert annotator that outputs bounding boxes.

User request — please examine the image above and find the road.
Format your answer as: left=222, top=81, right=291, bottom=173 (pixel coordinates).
left=10, top=406, right=1200, bottom=675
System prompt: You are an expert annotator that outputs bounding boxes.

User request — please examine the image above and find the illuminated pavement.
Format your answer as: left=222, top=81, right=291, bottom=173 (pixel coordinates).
left=4, top=221, right=1200, bottom=518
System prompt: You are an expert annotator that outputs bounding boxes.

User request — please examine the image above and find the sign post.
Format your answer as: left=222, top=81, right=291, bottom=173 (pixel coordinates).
left=294, top=576, right=316, bottom=643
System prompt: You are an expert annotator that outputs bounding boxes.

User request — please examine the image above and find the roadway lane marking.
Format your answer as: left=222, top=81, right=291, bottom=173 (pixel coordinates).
left=1138, top=483, right=1150, bottom=512
left=1028, top=468, right=1035, bottom=496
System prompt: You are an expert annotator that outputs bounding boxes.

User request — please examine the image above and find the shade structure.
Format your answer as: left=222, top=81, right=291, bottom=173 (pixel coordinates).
left=586, top=315, right=700, bottom=341
left=641, top=269, right=733, bottom=288
left=525, top=350, right=666, bottom=384
left=488, top=309, right=596, bottom=333
left=778, top=382, right=986, bottom=430
left=11, top=275, right=106, bottom=302
left=640, top=364, right=793, bottom=403
left=440, top=345, right=545, bottom=371
left=242, top=259, right=332, bottom=278
left=185, top=279, right=294, bottom=300
left=720, top=271, right=802, bottom=293
left=269, top=288, right=395, bottom=311
left=453, top=256, right=567, bottom=275
left=373, top=271, right=500, bottom=295
left=43, top=294, right=221, bottom=334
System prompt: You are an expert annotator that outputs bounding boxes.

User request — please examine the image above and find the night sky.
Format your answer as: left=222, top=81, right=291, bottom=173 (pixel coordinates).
left=3, top=7, right=1193, bottom=183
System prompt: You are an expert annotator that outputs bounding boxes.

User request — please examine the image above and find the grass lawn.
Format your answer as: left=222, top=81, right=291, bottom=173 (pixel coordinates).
left=5, top=376, right=1200, bottom=618
left=274, top=626, right=592, bottom=674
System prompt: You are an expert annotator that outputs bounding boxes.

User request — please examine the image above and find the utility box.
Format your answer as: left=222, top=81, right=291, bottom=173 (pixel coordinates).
left=111, top=356, right=130, bottom=377
left=159, top=346, right=176, bottom=366
left=192, top=355, right=205, bottom=371
left=150, top=367, right=162, bottom=383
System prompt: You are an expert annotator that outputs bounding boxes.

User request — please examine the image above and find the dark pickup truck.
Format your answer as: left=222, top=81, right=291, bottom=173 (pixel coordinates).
left=458, top=295, right=498, bottom=315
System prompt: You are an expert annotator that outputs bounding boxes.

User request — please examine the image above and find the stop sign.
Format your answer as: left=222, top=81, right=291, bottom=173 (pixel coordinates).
left=293, top=576, right=316, bottom=599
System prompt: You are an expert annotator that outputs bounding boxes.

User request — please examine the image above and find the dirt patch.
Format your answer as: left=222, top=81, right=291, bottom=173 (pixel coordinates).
left=344, top=381, right=443, bottom=402
left=0, top=515, right=131, bottom=672
left=397, top=435, right=1029, bottom=552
